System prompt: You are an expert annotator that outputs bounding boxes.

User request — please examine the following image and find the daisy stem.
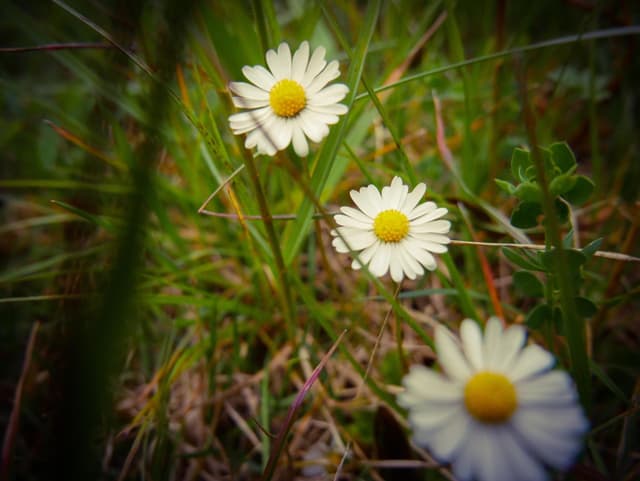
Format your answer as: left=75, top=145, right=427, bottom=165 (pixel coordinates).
left=392, top=283, right=408, bottom=373
left=517, top=62, right=591, bottom=410
left=242, top=154, right=295, bottom=340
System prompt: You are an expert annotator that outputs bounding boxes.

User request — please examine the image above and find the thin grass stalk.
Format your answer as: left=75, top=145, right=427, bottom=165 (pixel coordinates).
left=243, top=153, right=295, bottom=339
left=358, top=76, right=417, bottom=184
left=588, top=6, right=602, bottom=191
left=356, top=26, right=640, bottom=101
left=516, top=62, right=591, bottom=409
left=441, top=253, right=478, bottom=322
left=443, top=1, right=476, bottom=192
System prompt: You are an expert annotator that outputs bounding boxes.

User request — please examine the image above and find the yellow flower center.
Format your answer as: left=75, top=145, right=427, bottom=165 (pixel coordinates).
left=464, top=371, right=517, bottom=424
left=373, top=209, right=409, bottom=243
left=269, top=79, right=306, bottom=117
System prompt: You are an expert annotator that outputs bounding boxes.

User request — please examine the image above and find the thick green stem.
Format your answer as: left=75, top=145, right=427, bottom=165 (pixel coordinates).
left=517, top=64, right=591, bottom=410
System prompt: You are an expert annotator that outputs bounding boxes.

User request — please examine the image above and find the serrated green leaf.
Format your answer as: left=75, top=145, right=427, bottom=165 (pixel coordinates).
left=575, top=296, right=597, bottom=317
left=495, top=178, right=516, bottom=195
left=582, top=237, right=603, bottom=259
left=549, top=172, right=578, bottom=196
left=511, top=148, right=531, bottom=182
left=550, top=141, right=577, bottom=173
left=514, top=182, right=542, bottom=202
left=526, top=303, right=552, bottom=329
left=511, top=201, right=542, bottom=228
left=563, top=175, right=594, bottom=205
left=514, top=271, right=544, bottom=297
left=502, top=247, right=545, bottom=271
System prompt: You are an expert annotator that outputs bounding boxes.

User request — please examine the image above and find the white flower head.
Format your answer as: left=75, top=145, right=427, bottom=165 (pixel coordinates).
left=330, top=176, right=451, bottom=283
left=398, top=317, right=589, bottom=481
left=228, top=41, right=349, bottom=157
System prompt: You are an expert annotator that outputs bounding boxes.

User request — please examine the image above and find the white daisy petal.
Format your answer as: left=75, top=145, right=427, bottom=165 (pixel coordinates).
left=483, top=317, right=504, bottom=369
left=489, top=425, right=548, bottom=481
left=307, top=103, right=348, bottom=115
left=398, top=246, right=424, bottom=279
left=410, top=222, right=452, bottom=236
left=365, top=185, right=383, bottom=212
left=435, top=324, right=473, bottom=382
left=368, top=242, right=391, bottom=277
left=334, top=214, right=371, bottom=230
left=298, top=110, right=329, bottom=142
left=339, top=206, right=374, bottom=225
left=229, top=107, right=273, bottom=133
left=410, top=239, right=449, bottom=254
left=349, top=189, right=379, bottom=219
left=232, top=96, right=270, bottom=109
left=302, top=110, right=340, bottom=126
left=508, top=344, right=556, bottom=382
left=408, top=245, right=437, bottom=271
left=494, top=322, right=527, bottom=371
left=229, top=81, right=270, bottom=100
left=291, top=126, right=309, bottom=156
left=410, top=219, right=451, bottom=234
left=389, top=249, right=404, bottom=282
left=410, top=404, right=463, bottom=444
left=398, top=365, right=462, bottom=408
left=381, top=177, right=408, bottom=209
left=422, top=408, right=471, bottom=461
left=307, top=83, right=349, bottom=106
left=511, top=406, right=587, bottom=469
left=306, top=60, right=341, bottom=94
left=460, top=319, right=485, bottom=370
left=273, top=42, right=292, bottom=79
left=501, top=430, right=549, bottom=481
left=302, top=45, right=327, bottom=85
left=290, top=41, right=309, bottom=82
left=332, top=229, right=377, bottom=252
left=407, top=201, right=436, bottom=219
left=351, top=240, right=380, bottom=270
left=269, top=117, right=293, bottom=150
left=241, top=65, right=276, bottom=91
left=516, top=370, right=579, bottom=405
left=401, top=182, right=426, bottom=214
left=410, top=207, right=449, bottom=224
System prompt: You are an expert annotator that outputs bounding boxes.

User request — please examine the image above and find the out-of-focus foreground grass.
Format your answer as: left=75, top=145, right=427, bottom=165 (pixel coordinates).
left=1, top=1, right=638, bottom=480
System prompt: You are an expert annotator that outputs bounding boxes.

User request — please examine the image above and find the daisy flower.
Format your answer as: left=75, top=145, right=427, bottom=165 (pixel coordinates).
left=398, top=317, right=589, bottom=481
left=228, top=41, right=349, bottom=157
left=330, top=176, right=451, bottom=283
